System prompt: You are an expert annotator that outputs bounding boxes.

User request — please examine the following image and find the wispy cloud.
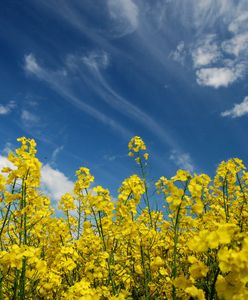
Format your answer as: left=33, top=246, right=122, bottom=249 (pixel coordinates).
left=25, top=54, right=42, bottom=74
left=79, top=51, right=178, bottom=149
left=64, top=49, right=197, bottom=170
left=21, top=2, right=201, bottom=169
left=169, top=42, right=187, bottom=65
left=221, top=96, right=248, bottom=118
left=222, top=33, right=248, bottom=57
left=228, top=11, right=248, bottom=33
left=0, top=101, right=16, bottom=115
left=107, top=0, right=139, bottom=36
left=82, top=50, right=110, bottom=70
left=51, top=146, right=64, bottom=163
left=24, top=53, right=131, bottom=138
left=47, top=145, right=65, bottom=168
left=21, top=109, right=40, bottom=125
left=65, top=50, right=198, bottom=171
left=172, top=0, right=242, bottom=34
left=191, top=34, right=220, bottom=68
left=2, top=142, right=14, bottom=156
left=33, top=0, right=134, bottom=61
left=34, top=0, right=248, bottom=91
left=103, top=153, right=125, bottom=162
left=170, top=150, right=195, bottom=173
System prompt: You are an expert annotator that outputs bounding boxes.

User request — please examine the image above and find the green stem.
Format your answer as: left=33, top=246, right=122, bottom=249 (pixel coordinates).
left=172, top=202, right=182, bottom=300
left=18, top=172, right=29, bottom=299
left=19, top=258, right=27, bottom=300
left=0, top=271, right=3, bottom=300
left=236, top=173, right=247, bottom=232
left=77, top=199, right=82, bottom=239
left=139, top=153, right=153, bottom=228
left=222, top=177, right=229, bottom=222
left=92, top=207, right=116, bottom=294
left=0, top=179, right=17, bottom=242
left=171, top=180, right=188, bottom=300
left=66, top=210, right=73, bottom=238
left=140, top=244, right=149, bottom=300
left=12, top=269, right=20, bottom=300
left=209, top=267, right=220, bottom=300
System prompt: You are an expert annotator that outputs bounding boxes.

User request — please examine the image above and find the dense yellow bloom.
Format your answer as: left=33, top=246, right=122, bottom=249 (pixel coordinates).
left=62, top=279, right=101, bottom=299
left=59, top=192, right=76, bottom=211
left=1, top=136, right=248, bottom=299
left=185, top=286, right=205, bottom=300
left=188, top=256, right=209, bottom=279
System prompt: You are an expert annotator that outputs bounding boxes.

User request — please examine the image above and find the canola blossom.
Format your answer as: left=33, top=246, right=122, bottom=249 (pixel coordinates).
left=0, top=136, right=248, bottom=299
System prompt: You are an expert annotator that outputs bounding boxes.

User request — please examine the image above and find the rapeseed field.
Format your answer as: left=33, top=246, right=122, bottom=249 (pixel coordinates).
left=0, top=136, right=248, bottom=299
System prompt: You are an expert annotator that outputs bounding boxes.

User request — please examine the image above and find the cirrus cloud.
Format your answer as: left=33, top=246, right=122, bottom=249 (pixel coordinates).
left=107, top=0, right=139, bottom=36
left=0, top=101, right=16, bottom=115
left=169, top=150, right=195, bottom=173
left=221, top=96, right=248, bottom=118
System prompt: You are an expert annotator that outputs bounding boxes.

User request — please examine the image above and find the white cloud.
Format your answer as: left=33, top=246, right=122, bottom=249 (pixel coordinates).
left=170, top=42, right=186, bottom=65
left=33, top=0, right=248, bottom=91
left=221, top=96, right=248, bottom=118
left=2, top=142, right=13, bottom=156
left=0, top=155, right=15, bottom=173
left=0, top=101, right=16, bottom=115
left=169, top=1, right=248, bottom=88
left=193, top=31, right=247, bottom=88
left=107, top=0, right=139, bottom=36
left=191, top=35, right=220, bottom=67
left=0, top=151, right=73, bottom=202
left=0, top=106, right=9, bottom=115
left=170, top=150, right=194, bottom=173
left=21, top=109, right=40, bottom=124
left=24, top=53, right=42, bottom=74
left=228, top=11, right=248, bottom=34
left=41, top=164, right=74, bottom=201
left=192, top=48, right=217, bottom=67
left=222, top=32, right=248, bottom=57
left=196, top=66, right=243, bottom=88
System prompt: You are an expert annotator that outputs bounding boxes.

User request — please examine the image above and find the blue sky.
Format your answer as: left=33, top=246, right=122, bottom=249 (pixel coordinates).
left=1, top=0, right=248, bottom=202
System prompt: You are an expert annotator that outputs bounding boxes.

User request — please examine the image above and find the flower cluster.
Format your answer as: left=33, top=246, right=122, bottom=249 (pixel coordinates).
left=128, top=136, right=149, bottom=164
left=0, top=136, right=248, bottom=299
